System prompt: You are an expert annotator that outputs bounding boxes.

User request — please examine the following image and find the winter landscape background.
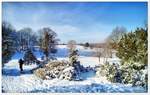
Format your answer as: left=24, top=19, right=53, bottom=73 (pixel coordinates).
left=2, top=45, right=146, bottom=92
left=2, top=2, right=148, bottom=93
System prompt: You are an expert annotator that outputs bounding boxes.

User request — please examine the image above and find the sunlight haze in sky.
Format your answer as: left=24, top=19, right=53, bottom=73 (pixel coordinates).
left=2, top=2, right=147, bottom=43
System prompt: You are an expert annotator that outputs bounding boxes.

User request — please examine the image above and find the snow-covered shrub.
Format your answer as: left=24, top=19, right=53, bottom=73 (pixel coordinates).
left=96, top=62, right=109, bottom=77
left=97, top=61, right=148, bottom=90
left=97, top=62, right=122, bottom=83
left=69, top=50, right=78, bottom=65
left=23, top=49, right=37, bottom=65
left=59, top=67, right=75, bottom=80
left=34, top=60, right=85, bottom=80
left=34, top=48, right=86, bottom=80
left=118, top=61, right=148, bottom=89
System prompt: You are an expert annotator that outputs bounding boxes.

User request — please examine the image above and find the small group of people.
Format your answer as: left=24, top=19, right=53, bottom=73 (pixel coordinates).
left=18, top=58, right=24, bottom=72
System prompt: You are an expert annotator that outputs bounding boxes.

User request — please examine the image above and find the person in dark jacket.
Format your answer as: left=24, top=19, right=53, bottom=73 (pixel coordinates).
left=19, top=59, right=24, bottom=72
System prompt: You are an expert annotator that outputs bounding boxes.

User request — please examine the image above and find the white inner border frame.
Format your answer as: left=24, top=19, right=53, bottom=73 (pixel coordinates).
left=0, top=0, right=149, bottom=95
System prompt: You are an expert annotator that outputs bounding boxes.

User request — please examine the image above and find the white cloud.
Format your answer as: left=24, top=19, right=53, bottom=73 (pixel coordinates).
left=2, top=3, right=114, bottom=43
left=51, top=24, right=80, bottom=34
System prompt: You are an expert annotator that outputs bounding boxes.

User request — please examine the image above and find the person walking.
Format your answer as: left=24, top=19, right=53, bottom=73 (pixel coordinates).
left=19, top=58, right=24, bottom=72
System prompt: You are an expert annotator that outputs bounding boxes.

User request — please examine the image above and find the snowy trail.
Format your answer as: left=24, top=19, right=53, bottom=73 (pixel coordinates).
left=2, top=60, right=146, bottom=93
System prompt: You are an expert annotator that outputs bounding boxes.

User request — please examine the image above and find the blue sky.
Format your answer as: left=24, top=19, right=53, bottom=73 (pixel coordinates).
left=2, top=2, right=148, bottom=43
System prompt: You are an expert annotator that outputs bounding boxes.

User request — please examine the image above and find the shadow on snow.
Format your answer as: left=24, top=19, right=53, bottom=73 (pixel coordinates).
left=29, top=83, right=146, bottom=93
left=2, top=68, right=33, bottom=76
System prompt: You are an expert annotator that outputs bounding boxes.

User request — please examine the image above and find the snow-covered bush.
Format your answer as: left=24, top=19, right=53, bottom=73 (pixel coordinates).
left=59, top=67, right=76, bottom=80
left=69, top=50, right=78, bottom=65
left=96, top=62, right=122, bottom=83
left=96, top=62, right=109, bottom=77
left=96, top=61, right=148, bottom=90
left=34, top=60, right=85, bottom=80
left=34, top=47, right=86, bottom=81
left=120, top=64, right=148, bottom=90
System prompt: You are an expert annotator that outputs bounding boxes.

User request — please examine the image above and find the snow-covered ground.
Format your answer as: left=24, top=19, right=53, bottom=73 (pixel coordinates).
left=2, top=45, right=146, bottom=93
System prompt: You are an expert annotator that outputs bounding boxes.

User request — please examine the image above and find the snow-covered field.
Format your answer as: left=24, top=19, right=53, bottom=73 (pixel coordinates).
left=2, top=45, right=146, bottom=93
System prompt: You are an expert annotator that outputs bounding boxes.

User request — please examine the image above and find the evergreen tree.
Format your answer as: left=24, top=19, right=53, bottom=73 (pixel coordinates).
left=117, top=28, right=147, bottom=68
left=116, top=27, right=147, bottom=86
left=84, top=42, right=89, bottom=47
left=69, top=50, right=79, bottom=66
left=2, top=21, right=17, bottom=65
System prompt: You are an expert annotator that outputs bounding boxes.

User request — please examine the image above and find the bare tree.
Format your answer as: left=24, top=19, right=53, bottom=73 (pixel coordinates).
left=106, top=26, right=127, bottom=44
left=95, top=45, right=103, bottom=63
left=103, top=42, right=112, bottom=63
left=18, top=28, right=33, bottom=51
left=39, top=27, right=58, bottom=61
left=102, top=26, right=127, bottom=63
left=67, top=40, right=76, bottom=52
